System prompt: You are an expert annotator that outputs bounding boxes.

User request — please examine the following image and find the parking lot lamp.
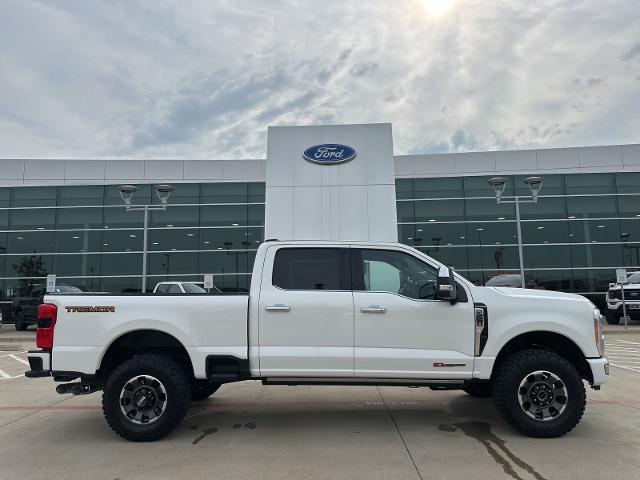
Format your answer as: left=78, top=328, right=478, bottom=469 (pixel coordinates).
left=488, top=177, right=544, bottom=288
left=117, top=185, right=175, bottom=292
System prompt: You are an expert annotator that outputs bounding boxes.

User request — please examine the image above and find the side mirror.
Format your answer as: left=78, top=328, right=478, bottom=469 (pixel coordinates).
left=436, top=266, right=457, bottom=303
left=418, top=281, right=436, bottom=300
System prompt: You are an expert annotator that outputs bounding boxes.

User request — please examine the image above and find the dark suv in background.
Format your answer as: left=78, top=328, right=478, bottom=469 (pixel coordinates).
left=11, top=284, right=87, bottom=330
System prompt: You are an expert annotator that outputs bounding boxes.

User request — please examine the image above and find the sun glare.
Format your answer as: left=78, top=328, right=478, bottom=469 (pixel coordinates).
left=423, top=0, right=455, bottom=17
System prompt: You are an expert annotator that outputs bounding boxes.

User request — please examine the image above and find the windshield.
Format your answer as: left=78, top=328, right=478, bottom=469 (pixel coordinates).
left=627, top=272, right=640, bottom=283
left=55, top=285, right=85, bottom=294
left=485, top=275, right=521, bottom=287
left=182, top=283, right=207, bottom=294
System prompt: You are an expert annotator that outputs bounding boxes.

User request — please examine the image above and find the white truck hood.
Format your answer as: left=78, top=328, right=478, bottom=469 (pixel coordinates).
left=608, top=283, right=640, bottom=291
left=490, top=287, right=588, bottom=303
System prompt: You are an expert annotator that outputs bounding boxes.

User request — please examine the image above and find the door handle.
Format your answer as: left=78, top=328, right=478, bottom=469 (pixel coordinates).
left=265, top=304, right=291, bottom=312
left=360, top=306, right=387, bottom=314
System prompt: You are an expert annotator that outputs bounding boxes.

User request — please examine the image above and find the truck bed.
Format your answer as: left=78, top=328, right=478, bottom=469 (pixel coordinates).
left=45, top=293, right=250, bottom=377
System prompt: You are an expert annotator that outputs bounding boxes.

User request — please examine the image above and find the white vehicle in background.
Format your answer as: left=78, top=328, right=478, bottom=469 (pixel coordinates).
left=605, top=271, right=640, bottom=324
left=153, top=281, right=221, bottom=294
left=26, top=240, right=608, bottom=442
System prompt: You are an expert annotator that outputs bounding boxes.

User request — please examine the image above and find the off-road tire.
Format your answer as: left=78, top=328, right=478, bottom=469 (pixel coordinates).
left=191, top=380, right=221, bottom=401
left=462, top=381, right=493, bottom=398
left=102, top=354, right=190, bottom=442
left=605, top=311, right=620, bottom=325
left=493, top=349, right=585, bottom=438
left=14, top=311, right=27, bottom=331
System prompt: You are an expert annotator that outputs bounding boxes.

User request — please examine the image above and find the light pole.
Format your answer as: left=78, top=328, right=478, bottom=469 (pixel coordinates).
left=118, top=184, right=175, bottom=292
left=488, top=176, right=544, bottom=288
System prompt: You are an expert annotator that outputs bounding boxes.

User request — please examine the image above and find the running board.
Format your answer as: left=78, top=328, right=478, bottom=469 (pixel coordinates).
left=262, top=377, right=466, bottom=388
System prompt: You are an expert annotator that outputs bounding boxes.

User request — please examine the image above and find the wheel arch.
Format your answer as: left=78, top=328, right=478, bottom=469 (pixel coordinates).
left=98, top=329, right=194, bottom=380
left=491, top=330, right=592, bottom=383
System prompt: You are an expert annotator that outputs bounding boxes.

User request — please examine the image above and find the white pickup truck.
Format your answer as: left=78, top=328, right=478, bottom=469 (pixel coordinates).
left=26, top=240, right=608, bottom=441
left=606, top=272, right=640, bottom=324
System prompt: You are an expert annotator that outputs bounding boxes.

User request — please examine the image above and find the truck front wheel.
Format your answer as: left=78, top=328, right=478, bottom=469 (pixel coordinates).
left=191, top=380, right=221, bottom=401
left=493, top=349, right=585, bottom=438
left=605, top=311, right=620, bottom=325
left=102, top=354, right=191, bottom=442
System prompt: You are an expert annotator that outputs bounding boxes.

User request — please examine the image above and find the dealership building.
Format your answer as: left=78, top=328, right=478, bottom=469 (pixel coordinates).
left=1, top=123, right=639, bottom=318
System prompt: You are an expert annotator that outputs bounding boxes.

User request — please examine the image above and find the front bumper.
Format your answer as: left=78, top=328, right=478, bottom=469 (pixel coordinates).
left=587, top=357, right=609, bottom=386
left=607, top=301, right=640, bottom=316
left=25, top=349, right=51, bottom=378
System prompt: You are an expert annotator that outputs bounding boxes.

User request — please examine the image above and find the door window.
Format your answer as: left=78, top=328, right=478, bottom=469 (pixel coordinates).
left=359, top=249, right=438, bottom=300
left=272, top=248, right=350, bottom=290
left=167, top=284, right=182, bottom=294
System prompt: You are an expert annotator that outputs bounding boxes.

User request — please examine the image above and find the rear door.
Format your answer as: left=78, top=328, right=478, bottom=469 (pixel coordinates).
left=258, top=246, right=354, bottom=377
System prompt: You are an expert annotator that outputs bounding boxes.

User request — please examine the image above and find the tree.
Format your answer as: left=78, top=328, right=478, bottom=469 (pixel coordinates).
left=13, top=255, right=47, bottom=291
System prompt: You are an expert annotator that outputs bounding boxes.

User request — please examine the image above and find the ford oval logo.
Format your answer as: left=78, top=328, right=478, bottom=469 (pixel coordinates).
left=303, top=144, right=357, bottom=165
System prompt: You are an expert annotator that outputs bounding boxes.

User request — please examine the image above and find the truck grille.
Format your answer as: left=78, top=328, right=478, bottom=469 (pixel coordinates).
left=612, top=289, right=640, bottom=300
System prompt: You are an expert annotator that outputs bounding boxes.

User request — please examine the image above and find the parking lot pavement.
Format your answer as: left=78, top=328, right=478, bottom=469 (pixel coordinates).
left=1, top=335, right=640, bottom=480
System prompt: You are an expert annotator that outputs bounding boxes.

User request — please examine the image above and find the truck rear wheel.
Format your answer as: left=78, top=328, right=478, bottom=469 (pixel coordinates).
left=102, top=354, right=190, bottom=442
left=493, top=349, right=585, bottom=438
left=605, top=311, right=620, bottom=325
left=191, top=380, right=221, bottom=401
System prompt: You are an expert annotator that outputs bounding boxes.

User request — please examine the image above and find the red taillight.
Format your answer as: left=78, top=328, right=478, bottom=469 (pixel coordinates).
left=36, top=303, right=57, bottom=349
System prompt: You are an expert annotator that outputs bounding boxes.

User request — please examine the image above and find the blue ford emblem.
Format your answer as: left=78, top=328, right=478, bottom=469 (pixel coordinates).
left=303, top=144, right=357, bottom=165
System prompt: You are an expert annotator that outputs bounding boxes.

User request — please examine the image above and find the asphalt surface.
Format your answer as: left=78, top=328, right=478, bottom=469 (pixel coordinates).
left=1, top=329, right=640, bottom=480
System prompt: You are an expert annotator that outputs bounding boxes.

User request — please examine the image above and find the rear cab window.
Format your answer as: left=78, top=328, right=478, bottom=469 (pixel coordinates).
left=272, top=248, right=350, bottom=291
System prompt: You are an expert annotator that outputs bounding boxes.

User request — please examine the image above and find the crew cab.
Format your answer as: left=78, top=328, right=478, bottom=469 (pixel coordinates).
left=26, top=240, right=608, bottom=442
left=606, top=272, right=640, bottom=324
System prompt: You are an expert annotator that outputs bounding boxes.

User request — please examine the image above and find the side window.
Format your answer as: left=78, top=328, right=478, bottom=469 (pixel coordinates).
left=272, top=248, right=349, bottom=290
left=359, top=249, right=438, bottom=300
left=155, top=284, right=168, bottom=294
left=167, top=284, right=182, bottom=294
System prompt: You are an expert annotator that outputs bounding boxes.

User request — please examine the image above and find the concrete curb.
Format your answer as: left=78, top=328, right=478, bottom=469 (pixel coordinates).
left=0, top=336, right=35, bottom=343
left=603, top=325, right=640, bottom=334
left=0, top=344, right=27, bottom=351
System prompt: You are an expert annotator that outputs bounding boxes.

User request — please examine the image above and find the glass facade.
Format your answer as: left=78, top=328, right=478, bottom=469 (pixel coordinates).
left=397, top=173, right=640, bottom=310
left=0, top=183, right=265, bottom=319
left=1, top=172, right=637, bottom=319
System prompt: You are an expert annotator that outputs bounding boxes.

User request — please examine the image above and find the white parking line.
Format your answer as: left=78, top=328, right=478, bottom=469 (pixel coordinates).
left=614, top=339, right=640, bottom=345
left=0, top=351, right=28, bottom=358
left=610, top=363, right=640, bottom=373
left=0, top=368, right=11, bottom=379
left=8, top=354, right=28, bottom=366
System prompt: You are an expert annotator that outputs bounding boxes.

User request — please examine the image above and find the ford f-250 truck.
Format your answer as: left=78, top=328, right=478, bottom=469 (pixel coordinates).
left=26, top=240, right=609, bottom=442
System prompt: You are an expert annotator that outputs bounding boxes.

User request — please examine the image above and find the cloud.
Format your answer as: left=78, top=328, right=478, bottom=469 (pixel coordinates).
left=586, top=77, right=605, bottom=87
left=0, top=0, right=639, bottom=159
left=450, top=130, right=478, bottom=151
left=621, top=42, right=640, bottom=61
left=350, top=62, right=379, bottom=77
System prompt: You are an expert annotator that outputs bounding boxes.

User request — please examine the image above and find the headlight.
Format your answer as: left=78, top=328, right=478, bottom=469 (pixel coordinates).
left=593, top=308, right=605, bottom=356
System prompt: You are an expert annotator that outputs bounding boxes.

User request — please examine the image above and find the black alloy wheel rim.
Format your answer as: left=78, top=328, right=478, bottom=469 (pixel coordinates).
left=119, top=375, right=168, bottom=425
left=517, top=370, right=569, bottom=421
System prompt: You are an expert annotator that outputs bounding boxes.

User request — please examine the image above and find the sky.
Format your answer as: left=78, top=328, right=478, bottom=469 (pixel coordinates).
left=0, top=0, right=639, bottom=159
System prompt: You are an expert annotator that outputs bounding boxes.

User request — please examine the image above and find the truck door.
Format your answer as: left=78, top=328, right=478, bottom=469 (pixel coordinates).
left=351, top=247, right=474, bottom=379
left=258, top=246, right=354, bottom=377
